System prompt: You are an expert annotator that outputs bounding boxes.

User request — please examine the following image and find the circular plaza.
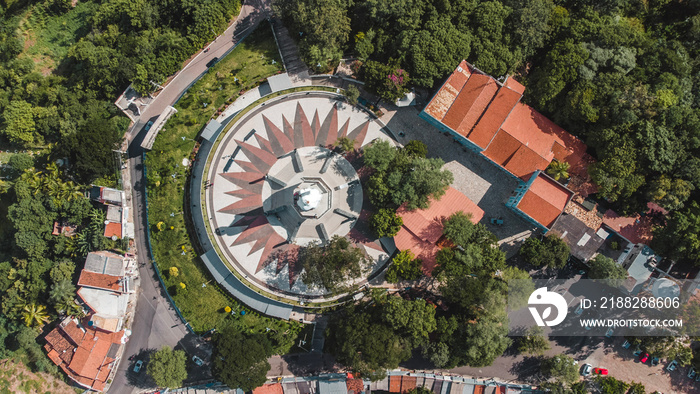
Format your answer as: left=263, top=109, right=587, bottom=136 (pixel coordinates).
left=202, top=91, right=395, bottom=301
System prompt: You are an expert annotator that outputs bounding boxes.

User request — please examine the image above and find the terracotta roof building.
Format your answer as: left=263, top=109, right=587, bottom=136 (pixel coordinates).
left=421, top=60, right=591, bottom=182
left=506, top=171, right=573, bottom=232
left=44, top=318, right=124, bottom=392
left=394, top=187, right=484, bottom=274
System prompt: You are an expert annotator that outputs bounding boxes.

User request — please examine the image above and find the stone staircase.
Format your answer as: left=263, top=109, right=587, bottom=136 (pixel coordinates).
left=270, top=17, right=310, bottom=78
left=311, top=317, right=328, bottom=354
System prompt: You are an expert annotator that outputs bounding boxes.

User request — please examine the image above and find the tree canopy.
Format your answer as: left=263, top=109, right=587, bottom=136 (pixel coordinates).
left=212, top=326, right=273, bottom=392
left=588, top=254, right=628, bottom=287
left=519, top=235, right=571, bottom=269
left=147, top=346, right=188, bottom=389
left=299, top=236, right=370, bottom=292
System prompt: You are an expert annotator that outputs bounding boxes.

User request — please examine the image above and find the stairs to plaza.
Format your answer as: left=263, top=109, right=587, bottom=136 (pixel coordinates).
left=270, top=17, right=309, bottom=77
left=311, top=317, right=328, bottom=354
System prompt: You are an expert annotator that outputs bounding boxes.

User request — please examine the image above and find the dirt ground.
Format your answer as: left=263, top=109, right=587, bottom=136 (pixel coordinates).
left=0, top=359, right=77, bottom=394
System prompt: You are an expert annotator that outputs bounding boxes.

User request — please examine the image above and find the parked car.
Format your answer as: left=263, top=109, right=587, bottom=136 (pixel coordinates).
left=622, top=340, right=631, bottom=349
left=594, top=368, right=609, bottom=375
left=633, top=347, right=643, bottom=357
left=606, top=328, right=614, bottom=338
left=581, top=363, right=593, bottom=376
left=133, top=360, right=143, bottom=373
left=667, top=360, right=679, bottom=372
left=144, top=121, right=154, bottom=131
left=192, top=355, right=204, bottom=366
left=640, top=353, right=649, bottom=363
left=696, top=373, right=700, bottom=382
left=206, top=57, right=219, bottom=67
left=651, top=357, right=660, bottom=366
left=688, top=367, right=696, bottom=379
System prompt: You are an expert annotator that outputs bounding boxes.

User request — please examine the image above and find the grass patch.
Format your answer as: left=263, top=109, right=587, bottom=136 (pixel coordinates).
left=18, top=1, right=97, bottom=73
left=145, top=22, right=301, bottom=344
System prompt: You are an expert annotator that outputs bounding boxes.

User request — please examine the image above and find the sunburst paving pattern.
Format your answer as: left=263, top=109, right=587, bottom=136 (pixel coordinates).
left=205, top=94, right=397, bottom=298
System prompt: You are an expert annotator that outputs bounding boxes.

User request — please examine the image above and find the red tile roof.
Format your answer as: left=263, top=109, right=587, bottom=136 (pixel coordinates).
left=395, top=187, right=484, bottom=274
left=252, top=383, right=284, bottom=394
left=78, top=271, right=122, bottom=292
left=467, top=84, right=522, bottom=149
left=401, top=376, right=417, bottom=392
left=442, top=74, right=498, bottom=136
left=347, top=378, right=365, bottom=394
left=517, top=174, right=573, bottom=228
left=103, top=222, right=121, bottom=238
left=602, top=203, right=659, bottom=245
left=426, top=61, right=592, bottom=182
left=389, top=376, right=402, bottom=393
left=43, top=318, right=123, bottom=392
left=424, top=61, right=472, bottom=121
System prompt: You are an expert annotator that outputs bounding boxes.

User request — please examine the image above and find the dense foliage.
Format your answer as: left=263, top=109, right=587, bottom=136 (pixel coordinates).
left=363, top=139, right=452, bottom=210
left=369, top=208, right=403, bottom=238
left=325, top=293, right=436, bottom=380
left=519, top=235, right=570, bottom=269
left=541, top=354, right=580, bottom=386
left=385, top=249, right=423, bottom=283
left=212, top=326, right=273, bottom=392
left=147, top=346, right=188, bottom=389
left=299, top=235, right=371, bottom=292
left=277, top=0, right=700, bottom=265
left=588, top=254, right=628, bottom=286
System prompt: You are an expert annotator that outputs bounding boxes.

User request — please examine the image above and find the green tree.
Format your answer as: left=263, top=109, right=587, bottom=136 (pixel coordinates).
left=646, top=176, right=693, bottom=211
left=541, top=354, right=580, bottom=385
left=300, top=236, right=370, bottom=292
left=588, top=254, right=628, bottom=287
left=652, top=201, right=700, bottom=265
left=421, top=342, right=450, bottom=368
left=362, top=60, right=410, bottom=102
left=402, top=140, right=427, bottom=158
left=381, top=297, right=436, bottom=346
left=2, top=100, right=36, bottom=145
left=147, top=346, right=188, bottom=389
left=370, top=209, right=403, bottom=238
left=627, top=382, right=646, bottom=394
left=547, top=160, right=570, bottom=181
left=334, top=136, right=356, bottom=153
left=385, top=250, right=422, bottom=282
left=22, top=304, right=50, bottom=327
left=500, top=266, right=535, bottom=309
left=8, top=154, right=34, bottom=176
left=363, top=139, right=397, bottom=172
left=594, top=376, right=629, bottom=394
left=48, top=279, right=76, bottom=306
left=274, top=0, right=351, bottom=68
left=518, top=326, right=550, bottom=355
left=212, top=327, right=272, bottom=392
left=345, top=85, right=360, bottom=105
left=519, top=235, right=570, bottom=269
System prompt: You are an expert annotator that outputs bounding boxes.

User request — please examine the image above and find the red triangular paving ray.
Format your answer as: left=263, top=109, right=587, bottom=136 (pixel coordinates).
left=283, top=117, right=296, bottom=147
left=311, top=110, right=320, bottom=139
left=231, top=216, right=270, bottom=248
left=219, top=171, right=264, bottom=194
left=263, top=115, right=294, bottom=156
left=254, top=134, right=274, bottom=156
left=317, top=105, right=338, bottom=146
left=231, top=215, right=256, bottom=228
left=234, top=160, right=259, bottom=173
left=218, top=195, right=262, bottom=214
left=347, top=121, right=370, bottom=148
left=225, top=189, right=255, bottom=198
left=294, top=103, right=315, bottom=147
left=337, top=119, right=350, bottom=140
left=235, top=140, right=276, bottom=173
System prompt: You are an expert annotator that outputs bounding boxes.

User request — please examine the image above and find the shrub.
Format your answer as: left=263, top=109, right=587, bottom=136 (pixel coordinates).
left=385, top=250, right=423, bottom=282
left=370, top=208, right=403, bottom=238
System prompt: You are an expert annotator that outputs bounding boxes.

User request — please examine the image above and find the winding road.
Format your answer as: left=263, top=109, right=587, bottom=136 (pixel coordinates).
left=108, top=1, right=271, bottom=392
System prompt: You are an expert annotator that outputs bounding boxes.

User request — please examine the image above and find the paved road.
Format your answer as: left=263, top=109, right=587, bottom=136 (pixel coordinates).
left=108, top=1, right=272, bottom=393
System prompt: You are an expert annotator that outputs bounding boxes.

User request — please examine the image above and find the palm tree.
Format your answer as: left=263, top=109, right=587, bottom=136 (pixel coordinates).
left=546, top=160, right=570, bottom=181
left=22, top=303, right=50, bottom=327
left=49, top=279, right=76, bottom=305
